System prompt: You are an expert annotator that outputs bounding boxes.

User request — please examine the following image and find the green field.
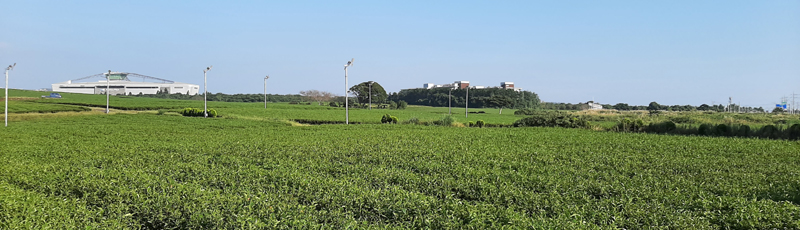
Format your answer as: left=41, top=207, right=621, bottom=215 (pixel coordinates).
left=2, top=89, right=523, bottom=125
left=1, top=90, right=799, bottom=229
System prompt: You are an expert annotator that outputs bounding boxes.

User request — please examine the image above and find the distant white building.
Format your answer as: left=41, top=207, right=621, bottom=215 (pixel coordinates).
left=588, top=102, right=603, bottom=110
left=52, top=72, right=200, bottom=95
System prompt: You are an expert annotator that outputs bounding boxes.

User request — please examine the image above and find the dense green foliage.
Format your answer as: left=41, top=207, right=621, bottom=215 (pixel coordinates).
left=350, top=82, right=388, bottom=104
left=617, top=121, right=800, bottom=140
left=390, top=88, right=539, bottom=109
left=1, top=115, right=799, bottom=229
left=380, top=114, right=398, bottom=124
left=513, top=111, right=590, bottom=129
left=180, top=108, right=218, bottom=118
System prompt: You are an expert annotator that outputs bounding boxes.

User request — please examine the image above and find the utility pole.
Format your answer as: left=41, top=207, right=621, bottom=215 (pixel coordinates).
left=448, top=88, right=452, bottom=115
left=264, top=75, right=269, bottom=109
left=728, top=97, right=732, bottom=113
left=465, top=86, right=469, bottom=118
left=203, top=66, right=212, bottom=118
left=791, top=92, right=798, bottom=114
left=5, top=63, right=15, bottom=127
left=368, top=81, right=373, bottom=110
left=106, top=70, right=111, bottom=114
left=343, top=58, right=354, bottom=124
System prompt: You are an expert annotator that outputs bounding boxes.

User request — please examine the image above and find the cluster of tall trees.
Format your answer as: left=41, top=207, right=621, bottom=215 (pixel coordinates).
left=349, top=81, right=388, bottom=104
left=389, top=87, right=540, bottom=109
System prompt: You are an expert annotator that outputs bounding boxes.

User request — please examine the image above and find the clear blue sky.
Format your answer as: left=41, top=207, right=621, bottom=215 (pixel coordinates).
left=2, top=0, right=798, bottom=107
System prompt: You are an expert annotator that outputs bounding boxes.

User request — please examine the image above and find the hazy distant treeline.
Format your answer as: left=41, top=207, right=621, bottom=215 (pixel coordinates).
left=543, top=101, right=766, bottom=112
left=131, top=91, right=306, bottom=103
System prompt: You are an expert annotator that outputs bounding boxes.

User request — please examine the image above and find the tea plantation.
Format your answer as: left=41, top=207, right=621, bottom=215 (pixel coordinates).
left=1, top=112, right=799, bottom=229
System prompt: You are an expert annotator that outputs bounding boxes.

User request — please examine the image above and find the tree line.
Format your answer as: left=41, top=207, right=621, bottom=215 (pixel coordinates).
left=131, top=90, right=306, bottom=103
left=543, top=101, right=766, bottom=113
left=389, top=87, right=540, bottom=109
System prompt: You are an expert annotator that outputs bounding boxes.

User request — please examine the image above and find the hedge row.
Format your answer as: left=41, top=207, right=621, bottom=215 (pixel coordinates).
left=180, top=108, right=218, bottom=118
left=616, top=119, right=800, bottom=140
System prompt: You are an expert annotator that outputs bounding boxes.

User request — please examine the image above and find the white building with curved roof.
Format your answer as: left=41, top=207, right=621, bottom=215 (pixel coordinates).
left=51, top=72, right=200, bottom=95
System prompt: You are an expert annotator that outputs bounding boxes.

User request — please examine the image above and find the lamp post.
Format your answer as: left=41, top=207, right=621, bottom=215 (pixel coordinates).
left=368, top=81, right=373, bottom=110
left=4, top=63, right=15, bottom=127
left=264, top=75, right=269, bottom=109
left=449, top=87, right=453, bottom=115
left=106, top=70, right=110, bottom=114
left=204, top=66, right=212, bottom=118
left=344, top=58, right=354, bottom=124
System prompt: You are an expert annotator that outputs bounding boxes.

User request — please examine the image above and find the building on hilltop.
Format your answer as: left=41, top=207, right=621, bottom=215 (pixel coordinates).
left=501, top=82, right=514, bottom=90
left=455, top=81, right=470, bottom=89
left=420, top=81, right=521, bottom=91
left=52, top=72, right=200, bottom=95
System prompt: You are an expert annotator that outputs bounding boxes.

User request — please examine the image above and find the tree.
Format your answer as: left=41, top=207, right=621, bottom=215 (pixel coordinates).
left=647, top=102, right=661, bottom=111
left=349, top=81, right=387, bottom=105
left=300, top=90, right=335, bottom=105
left=772, top=107, right=785, bottom=114
left=613, top=103, right=630, bottom=111
left=487, top=95, right=514, bottom=114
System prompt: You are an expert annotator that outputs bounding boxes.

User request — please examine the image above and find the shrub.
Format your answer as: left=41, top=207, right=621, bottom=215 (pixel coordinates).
left=397, top=100, right=408, bottom=110
left=390, top=116, right=398, bottom=124
left=476, top=120, right=485, bottom=128
left=329, top=102, right=338, bottom=107
left=180, top=108, right=214, bottom=117
left=381, top=114, right=393, bottom=123
left=614, top=118, right=646, bottom=132
left=758, top=125, right=779, bottom=139
left=698, top=124, right=712, bottom=135
left=468, top=121, right=475, bottom=127
left=157, top=109, right=166, bottom=115
left=647, top=121, right=676, bottom=133
left=715, top=124, right=730, bottom=136
left=405, top=117, right=420, bottom=125
left=733, top=125, right=751, bottom=137
left=514, top=111, right=590, bottom=129
left=788, top=124, right=800, bottom=140
left=388, top=101, right=397, bottom=109
left=435, top=115, right=456, bottom=126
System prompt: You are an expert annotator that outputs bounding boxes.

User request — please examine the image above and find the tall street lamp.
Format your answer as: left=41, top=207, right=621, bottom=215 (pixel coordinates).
left=368, top=81, right=373, bottom=110
left=106, top=70, right=111, bottom=114
left=344, top=58, right=354, bottom=124
left=264, top=75, right=269, bottom=109
left=204, top=66, right=212, bottom=118
left=449, top=87, right=453, bottom=115
left=5, top=63, right=15, bottom=127
left=465, top=86, right=469, bottom=118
